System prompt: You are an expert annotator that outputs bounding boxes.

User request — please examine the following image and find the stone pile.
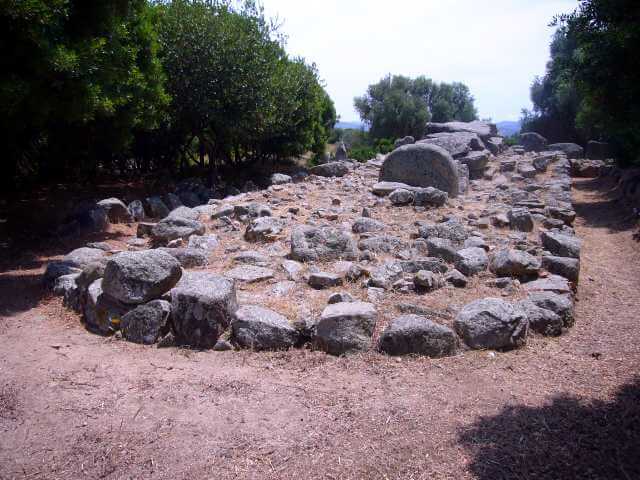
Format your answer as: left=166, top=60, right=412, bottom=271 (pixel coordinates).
left=45, top=120, right=588, bottom=359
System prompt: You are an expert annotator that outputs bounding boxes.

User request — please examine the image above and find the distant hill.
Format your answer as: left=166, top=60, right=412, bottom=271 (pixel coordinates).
left=336, top=121, right=368, bottom=131
left=496, top=120, right=521, bottom=137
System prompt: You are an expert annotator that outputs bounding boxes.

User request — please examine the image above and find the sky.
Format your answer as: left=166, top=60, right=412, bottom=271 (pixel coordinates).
left=262, top=0, right=578, bottom=123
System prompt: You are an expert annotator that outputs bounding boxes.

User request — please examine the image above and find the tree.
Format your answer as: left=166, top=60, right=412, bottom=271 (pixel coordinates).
left=0, top=0, right=168, bottom=186
left=354, top=75, right=478, bottom=140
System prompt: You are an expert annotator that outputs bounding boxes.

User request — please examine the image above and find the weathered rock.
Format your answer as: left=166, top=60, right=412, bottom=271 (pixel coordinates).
left=445, top=269, right=468, bottom=287
left=170, top=272, right=238, bottom=348
left=244, top=217, right=283, bottom=242
left=571, top=159, right=606, bottom=177
left=542, top=256, right=580, bottom=282
left=225, top=265, right=274, bottom=283
left=425, top=121, right=497, bottom=140
left=455, top=247, right=489, bottom=276
left=546, top=206, right=576, bottom=226
left=352, top=217, right=385, bottom=234
left=128, top=200, right=146, bottom=222
left=188, top=234, right=219, bottom=252
left=547, top=143, right=584, bottom=159
left=394, top=136, right=415, bottom=148
left=400, top=257, right=448, bottom=274
left=413, top=187, right=448, bottom=207
left=159, top=247, right=209, bottom=269
left=379, top=315, right=458, bottom=357
left=136, top=222, right=155, bottom=238
left=508, top=208, right=534, bottom=232
left=151, top=216, right=206, bottom=246
left=413, top=270, right=442, bottom=292
left=54, top=273, right=81, bottom=311
left=523, top=275, right=572, bottom=295
left=315, top=302, right=377, bottom=355
left=232, top=305, right=297, bottom=350
left=290, top=225, right=358, bottom=262
left=419, top=131, right=484, bottom=159
left=234, top=203, right=272, bottom=220
left=528, top=291, right=574, bottom=327
left=460, top=150, right=490, bottom=178
left=541, top=231, right=582, bottom=259
left=308, top=272, right=343, bottom=289
left=368, top=261, right=404, bottom=290
left=379, top=143, right=460, bottom=197
left=486, top=137, right=505, bottom=155
left=311, top=162, right=349, bottom=178
left=454, top=298, right=528, bottom=350
left=97, top=198, right=132, bottom=223
left=490, top=249, right=541, bottom=278
left=517, top=161, right=537, bottom=178
left=83, top=279, right=132, bottom=335
left=358, top=235, right=407, bottom=254
left=389, top=188, right=415, bottom=205
left=426, top=237, right=458, bottom=263
left=518, top=300, right=563, bottom=336
left=121, top=300, right=171, bottom=345
left=270, top=173, right=292, bottom=185
left=418, top=218, right=468, bottom=243
left=233, top=251, right=269, bottom=267
left=328, top=292, right=355, bottom=304
left=371, top=181, right=415, bottom=196
left=145, top=196, right=170, bottom=219
left=102, top=250, right=182, bottom=305
left=44, top=247, right=108, bottom=285
left=520, top=132, right=548, bottom=152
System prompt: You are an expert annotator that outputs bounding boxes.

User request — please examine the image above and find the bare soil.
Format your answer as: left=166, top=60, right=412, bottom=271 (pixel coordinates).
left=1, top=176, right=639, bottom=479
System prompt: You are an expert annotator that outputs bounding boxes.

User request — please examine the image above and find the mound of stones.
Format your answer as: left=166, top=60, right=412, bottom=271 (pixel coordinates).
left=44, top=129, right=588, bottom=360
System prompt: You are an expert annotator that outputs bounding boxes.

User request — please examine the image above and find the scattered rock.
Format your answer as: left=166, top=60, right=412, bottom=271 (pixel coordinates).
left=290, top=225, right=358, bottom=262
left=508, top=208, right=534, bottom=232
left=315, top=302, right=377, bottom=355
left=311, top=162, right=349, bottom=178
left=454, top=247, right=489, bottom=276
left=490, top=249, right=541, bottom=278
left=352, top=217, right=385, bottom=234
left=541, top=231, right=582, bottom=259
left=225, top=265, right=275, bottom=283
left=244, top=217, right=283, bottom=242
left=232, top=305, right=297, bottom=350
left=389, top=188, right=415, bottom=205
left=379, top=315, right=458, bottom=357
left=308, top=272, right=343, bottom=289
left=518, top=300, right=563, bottom=336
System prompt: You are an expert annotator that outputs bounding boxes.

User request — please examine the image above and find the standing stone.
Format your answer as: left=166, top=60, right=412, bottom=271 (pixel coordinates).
left=454, top=298, right=528, bottom=350
left=102, top=250, right=182, bottom=305
left=171, top=272, right=238, bottom=348
left=378, top=315, right=458, bottom=357
left=231, top=305, right=298, bottom=350
left=128, top=200, right=146, bottom=222
left=379, top=143, right=460, bottom=197
left=315, top=302, right=377, bottom=355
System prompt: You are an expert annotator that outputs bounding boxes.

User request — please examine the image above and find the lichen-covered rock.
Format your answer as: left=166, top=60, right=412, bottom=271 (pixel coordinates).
left=454, top=247, right=489, bottom=276
left=151, top=216, right=206, bottom=246
left=290, top=225, right=358, bottom=262
left=102, top=250, right=182, bottom=305
left=454, top=298, right=528, bottom=350
left=315, top=302, right=377, bottom=355
left=379, top=315, right=458, bottom=357
left=232, top=305, right=297, bottom=350
left=121, top=300, right=172, bottom=345
left=170, top=272, right=238, bottom=348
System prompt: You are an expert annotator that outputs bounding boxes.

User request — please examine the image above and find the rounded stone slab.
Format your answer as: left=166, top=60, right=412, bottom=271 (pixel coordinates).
left=379, top=143, right=460, bottom=197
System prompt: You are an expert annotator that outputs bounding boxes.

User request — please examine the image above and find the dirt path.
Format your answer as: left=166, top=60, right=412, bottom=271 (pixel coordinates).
left=1, top=177, right=639, bottom=480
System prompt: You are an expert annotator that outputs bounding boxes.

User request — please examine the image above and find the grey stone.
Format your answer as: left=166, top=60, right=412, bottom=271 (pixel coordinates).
left=308, top=272, right=343, bottom=289
left=520, top=132, right=548, bottom=152
left=170, top=272, right=238, bottom=348
left=517, top=161, right=537, bottom=178
left=541, top=231, right=582, bottom=259
left=97, top=198, right=132, bottom=223
left=136, top=222, right=155, bottom=238
left=379, top=315, right=458, bottom=357
left=315, top=302, right=377, bottom=355
left=454, top=247, right=489, bottom=276
left=234, top=251, right=269, bottom=267
left=188, top=234, right=219, bottom=252
left=368, top=261, right=404, bottom=289
left=245, top=217, right=283, bottom=242
left=352, top=217, right=385, bottom=234
left=232, top=305, right=297, bottom=350
left=270, top=173, right=292, bottom=185
left=490, top=249, right=541, bottom=278
left=389, top=188, right=415, bottom=205
left=542, top=256, right=580, bottom=282
left=44, top=247, right=108, bottom=285
left=413, top=187, right=448, bottom=207
left=121, top=300, right=171, bottom=345
left=426, top=237, right=458, bottom=263
left=527, top=291, right=574, bottom=327
left=358, top=235, right=407, bottom=254
left=400, top=257, right=448, bottom=274
left=394, top=136, right=415, bottom=148
left=290, top=225, right=358, bottom=262
left=54, top=273, right=81, bottom=311
left=546, top=206, right=576, bottom=226
left=547, top=143, right=584, bottom=159
left=151, top=216, right=206, bottom=246
left=281, top=259, right=304, bottom=281
left=335, top=142, right=348, bottom=161
left=128, top=200, right=146, bottom=222
left=460, top=150, right=490, bottom=177
left=225, top=265, right=274, bottom=283
left=425, top=121, right=497, bottom=140
left=83, top=279, right=131, bottom=335
left=311, top=162, right=349, bottom=178
left=159, top=247, right=209, bottom=269
left=372, top=181, right=415, bottom=197
left=418, top=218, right=468, bottom=243
left=413, top=270, right=442, bottom=292
left=445, top=269, right=468, bottom=287
left=102, top=250, right=182, bottom=305
left=518, top=300, right=563, bottom=336
left=454, top=298, right=528, bottom=350
left=523, top=275, right=572, bottom=295
left=328, top=292, right=355, bottom=304
left=508, top=208, right=534, bottom=232
left=379, top=143, right=460, bottom=197
left=145, top=196, right=170, bottom=219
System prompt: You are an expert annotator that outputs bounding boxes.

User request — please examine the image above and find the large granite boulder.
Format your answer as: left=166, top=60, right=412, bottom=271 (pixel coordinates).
left=170, top=272, right=238, bottom=348
left=378, top=315, right=458, bottom=357
left=547, top=143, right=584, bottom=159
left=520, top=132, right=548, bottom=152
left=290, top=225, right=358, bottom=262
left=454, top=298, right=528, bottom=350
left=418, top=131, right=485, bottom=159
left=102, top=250, right=182, bottom=305
left=315, top=302, right=377, bottom=355
left=232, top=305, right=298, bottom=350
left=379, top=143, right=460, bottom=197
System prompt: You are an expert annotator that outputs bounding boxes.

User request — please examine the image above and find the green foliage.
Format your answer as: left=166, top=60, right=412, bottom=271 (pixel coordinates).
left=354, top=74, right=478, bottom=141
left=523, top=0, right=640, bottom=164
left=0, top=0, right=168, bottom=183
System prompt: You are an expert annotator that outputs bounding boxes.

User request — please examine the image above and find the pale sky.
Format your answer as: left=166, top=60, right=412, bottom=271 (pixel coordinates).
left=262, top=0, right=578, bottom=122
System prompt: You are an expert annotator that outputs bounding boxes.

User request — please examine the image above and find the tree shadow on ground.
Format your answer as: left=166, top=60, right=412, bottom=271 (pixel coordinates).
left=458, top=378, right=640, bottom=480
left=572, top=177, right=639, bottom=235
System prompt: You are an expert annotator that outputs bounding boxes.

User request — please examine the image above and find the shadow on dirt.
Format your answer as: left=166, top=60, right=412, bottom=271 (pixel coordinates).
left=459, top=378, right=640, bottom=480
